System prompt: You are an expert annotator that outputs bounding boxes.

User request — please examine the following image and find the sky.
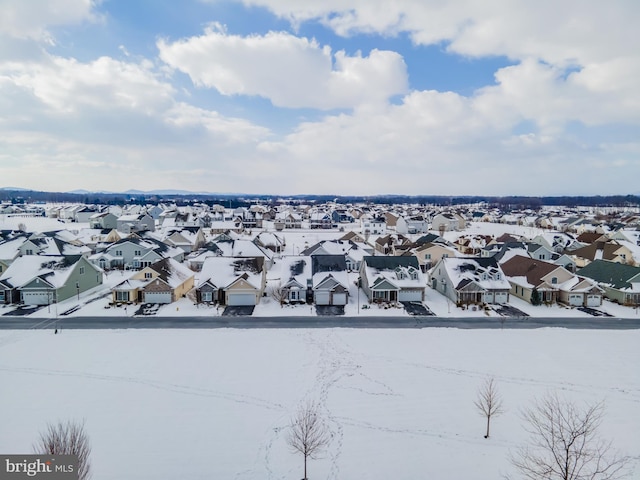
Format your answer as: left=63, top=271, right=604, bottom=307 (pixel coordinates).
left=0, top=0, right=639, bottom=197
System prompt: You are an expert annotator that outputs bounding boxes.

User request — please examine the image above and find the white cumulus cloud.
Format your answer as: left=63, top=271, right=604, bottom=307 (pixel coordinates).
left=158, top=27, right=408, bottom=109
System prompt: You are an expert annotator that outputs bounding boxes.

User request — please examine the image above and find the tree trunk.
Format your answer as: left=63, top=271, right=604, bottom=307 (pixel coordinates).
left=485, top=414, right=491, bottom=438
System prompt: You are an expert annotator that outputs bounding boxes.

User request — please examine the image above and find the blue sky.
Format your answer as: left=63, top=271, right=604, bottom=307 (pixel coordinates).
left=1, top=0, right=639, bottom=196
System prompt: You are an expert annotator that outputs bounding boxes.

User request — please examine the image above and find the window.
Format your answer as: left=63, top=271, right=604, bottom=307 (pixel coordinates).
left=26, top=249, right=33, bottom=255
left=201, top=291, right=212, bottom=302
left=551, top=277, right=558, bottom=284
left=425, top=254, right=431, bottom=260
left=134, top=250, right=141, bottom=256
left=115, top=250, right=123, bottom=256
left=144, top=272, right=152, bottom=279
left=116, top=291, right=129, bottom=302
left=79, top=266, right=85, bottom=275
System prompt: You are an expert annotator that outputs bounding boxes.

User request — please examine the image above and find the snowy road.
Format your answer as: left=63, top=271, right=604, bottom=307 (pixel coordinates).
left=1, top=315, right=639, bottom=329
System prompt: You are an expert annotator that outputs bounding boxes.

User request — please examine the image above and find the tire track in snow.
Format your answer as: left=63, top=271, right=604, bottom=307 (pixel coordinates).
left=362, top=353, right=640, bottom=404
left=0, top=365, right=287, bottom=411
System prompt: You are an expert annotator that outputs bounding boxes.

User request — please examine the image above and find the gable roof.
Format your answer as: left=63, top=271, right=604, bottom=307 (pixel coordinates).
left=578, top=260, right=640, bottom=290
left=500, top=255, right=563, bottom=287
left=363, top=255, right=420, bottom=270
left=438, top=257, right=511, bottom=291
left=311, top=255, right=348, bottom=275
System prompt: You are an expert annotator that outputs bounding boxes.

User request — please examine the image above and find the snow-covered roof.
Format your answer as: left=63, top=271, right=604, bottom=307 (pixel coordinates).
left=0, top=255, right=81, bottom=288
left=197, top=256, right=264, bottom=290
left=440, top=257, right=511, bottom=290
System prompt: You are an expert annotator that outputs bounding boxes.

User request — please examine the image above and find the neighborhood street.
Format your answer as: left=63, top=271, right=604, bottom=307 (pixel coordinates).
left=0, top=316, right=639, bottom=330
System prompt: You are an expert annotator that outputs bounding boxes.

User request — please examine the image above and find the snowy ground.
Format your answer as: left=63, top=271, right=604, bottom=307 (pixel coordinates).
left=0, top=327, right=638, bottom=479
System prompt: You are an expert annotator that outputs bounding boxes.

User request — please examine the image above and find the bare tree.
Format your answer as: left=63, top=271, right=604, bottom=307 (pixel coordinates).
left=269, top=281, right=288, bottom=307
left=510, top=394, right=628, bottom=480
left=474, top=377, right=504, bottom=438
left=286, top=401, right=331, bottom=480
left=33, top=420, right=92, bottom=480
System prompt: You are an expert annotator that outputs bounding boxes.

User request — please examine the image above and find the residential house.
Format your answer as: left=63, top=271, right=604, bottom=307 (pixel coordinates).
left=430, top=257, right=510, bottom=305
left=0, top=255, right=103, bottom=305
left=253, top=232, right=286, bottom=253
left=431, top=213, right=465, bottom=233
left=89, top=237, right=184, bottom=270
left=309, top=212, right=334, bottom=229
left=396, top=215, right=429, bottom=235
left=501, top=255, right=602, bottom=306
left=196, top=256, right=266, bottom=306
left=374, top=234, right=413, bottom=255
left=111, top=257, right=194, bottom=304
left=311, top=255, right=350, bottom=306
left=569, top=240, right=636, bottom=268
left=360, top=215, right=386, bottom=236
left=578, top=260, right=640, bottom=306
left=89, top=212, right=118, bottom=230
left=278, top=256, right=312, bottom=304
left=360, top=255, right=426, bottom=303
left=116, top=213, right=155, bottom=233
left=412, top=242, right=457, bottom=271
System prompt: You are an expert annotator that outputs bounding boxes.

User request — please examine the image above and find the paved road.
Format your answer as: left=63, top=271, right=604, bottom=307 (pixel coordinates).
left=0, top=316, right=639, bottom=330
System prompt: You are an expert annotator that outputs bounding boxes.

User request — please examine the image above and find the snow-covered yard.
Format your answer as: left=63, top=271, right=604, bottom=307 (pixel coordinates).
left=0, top=327, right=638, bottom=479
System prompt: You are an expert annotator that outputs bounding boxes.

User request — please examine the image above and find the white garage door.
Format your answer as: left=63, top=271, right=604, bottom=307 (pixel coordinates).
left=398, top=290, right=423, bottom=302
left=586, top=295, right=601, bottom=307
left=568, top=294, right=583, bottom=306
left=315, top=292, right=331, bottom=305
left=494, top=292, right=509, bottom=304
left=332, top=293, right=348, bottom=305
left=144, top=292, right=172, bottom=304
left=227, top=293, right=256, bottom=306
left=22, top=291, right=51, bottom=305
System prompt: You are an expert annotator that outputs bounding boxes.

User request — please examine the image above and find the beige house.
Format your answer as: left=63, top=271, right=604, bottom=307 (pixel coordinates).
left=112, top=257, right=194, bottom=304
left=570, top=240, right=636, bottom=268
left=501, top=255, right=602, bottom=306
left=412, top=242, right=457, bottom=271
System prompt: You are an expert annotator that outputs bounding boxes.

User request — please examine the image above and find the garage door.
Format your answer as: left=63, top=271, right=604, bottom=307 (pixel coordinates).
left=332, top=293, right=348, bottom=305
left=22, top=291, right=51, bottom=305
left=144, top=292, right=172, bottom=304
left=568, top=294, right=583, bottom=306
left=398, top=290, right=423, bottom=302
left=227, top=293, right=256, bottom=306
left=586, top=295, right=601, bottom=307
left=315, top=292, right=331, bottom=305
left=494, top=292, right=509, bottom=304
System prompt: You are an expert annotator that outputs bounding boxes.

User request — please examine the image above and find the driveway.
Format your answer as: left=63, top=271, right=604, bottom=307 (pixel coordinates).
left=493, top=304, right=530, bottom=317
left=222, top=306, right=255, bottom=316
left=315, top=305, right=345, bottom=316
left=2, top=305, right=44, bottom=317
left=401, top=301, right=435, bottom=316
left=134, top=303, right=161, bottom=316
left=577, top=306, right=613, bottom=317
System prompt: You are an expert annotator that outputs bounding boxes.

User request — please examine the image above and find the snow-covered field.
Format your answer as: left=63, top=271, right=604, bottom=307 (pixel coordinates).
left=0, top=327, right=638, bottom=479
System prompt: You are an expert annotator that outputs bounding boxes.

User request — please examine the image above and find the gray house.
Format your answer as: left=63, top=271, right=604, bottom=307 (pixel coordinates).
left=360, top=255, right=426, bottom=303
left=0, top=255, right=103, bottom=305
left=578, top=260, right=640, bottom=306
left=89, top=212, right=118, bottom=230
left=117, top=213, right=155, bottom=233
